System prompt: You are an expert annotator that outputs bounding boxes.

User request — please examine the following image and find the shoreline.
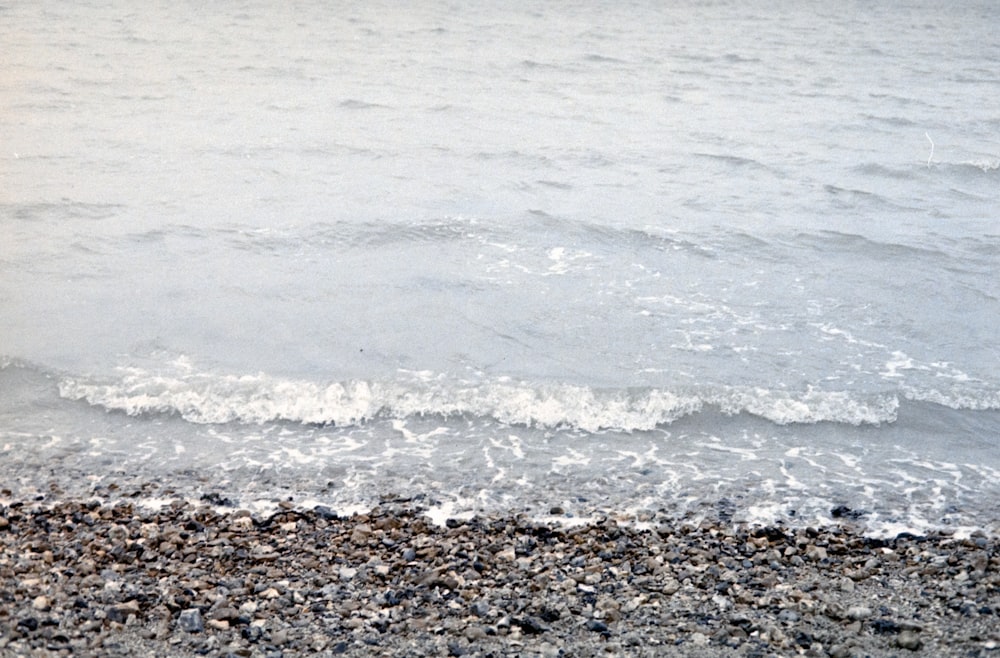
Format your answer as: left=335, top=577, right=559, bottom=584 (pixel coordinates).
left=1, top=495, right=998, bottom=656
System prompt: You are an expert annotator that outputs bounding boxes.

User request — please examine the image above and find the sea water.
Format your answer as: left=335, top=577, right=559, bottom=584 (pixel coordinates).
left=2, top=1, right=998, bottom=536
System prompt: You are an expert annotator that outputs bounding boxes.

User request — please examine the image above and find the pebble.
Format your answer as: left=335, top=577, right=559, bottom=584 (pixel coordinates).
left=777, top=609, right=800, bottom=623
left=177, top=609, right=204, bottom=633
left=0, top=496, right=996, bottom=657
left=895, top=631, right=922, bottom=650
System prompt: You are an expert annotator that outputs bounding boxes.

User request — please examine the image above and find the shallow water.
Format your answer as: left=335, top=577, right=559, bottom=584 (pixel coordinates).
left=2, top=1, right=999, bottom=535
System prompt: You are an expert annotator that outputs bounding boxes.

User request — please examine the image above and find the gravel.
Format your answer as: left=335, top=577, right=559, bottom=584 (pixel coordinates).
left=1, top=494, right=998, bottom=657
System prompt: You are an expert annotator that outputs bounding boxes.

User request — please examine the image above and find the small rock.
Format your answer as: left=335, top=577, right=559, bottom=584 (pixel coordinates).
left=313, top=505, right=338, bottom=520
left=777, top=609, right=800, bottom=623
left=116, top=600, right=141, bottom=615
left=210, top=607, right=239, bottom=622
left=846, top=605, right=873, bottom=620
left=32, top=596, right=50, bottom=612
left=516, top=617, right=548, bottom=635
left=805, top=545, right=827, bottom=561
left=230, top=516, right=254, bottom=532
left=829, top=643, right=853, bottom=658
left=896, top=630, right=922, bottom=651
left=465, top=625, right=488, bottom=641
left=871, top=619, right=901, bottom=635
left=585, top=620, right=609, bottom=633
left=17, top=617, right=39, bottom=632
left=178, top=608, right=204, bottom=633
left=241, top=626, right=264, bottom=643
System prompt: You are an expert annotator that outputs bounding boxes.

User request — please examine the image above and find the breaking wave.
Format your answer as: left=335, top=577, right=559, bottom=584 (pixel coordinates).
left=55, top=364, right=908, bottom=431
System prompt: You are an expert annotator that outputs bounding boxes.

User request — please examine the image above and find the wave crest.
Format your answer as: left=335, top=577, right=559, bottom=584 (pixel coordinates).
left=56, top=366, right=907, bottom=431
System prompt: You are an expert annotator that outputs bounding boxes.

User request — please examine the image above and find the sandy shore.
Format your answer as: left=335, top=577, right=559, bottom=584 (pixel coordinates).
left=1, top=494, right=997, bottom=657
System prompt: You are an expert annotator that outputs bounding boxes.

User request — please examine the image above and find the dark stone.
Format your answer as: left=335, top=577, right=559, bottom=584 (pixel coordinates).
left=752, top=527, right=788, bottom=543
left=539, top=607, right=561, bottom=622
left=17, top=617, right=38, bottom=632
left=313, top=505, right=338, bottom=520
left=585, top=620, right=609, bottom=633
left=241, top=626, right=264, bottom=643
left=515, top=617, right=548, bottom=635
left=447, top=641, right=466, bottom=656
left=728, top=616, right=754, bottom=632
left=871, top=618, right=901, bottom=634
left=178, top=608, right=204, bottom=633
left=199, top=493, right=235, bottom=507
left=830, top=505, right=851, bottom=518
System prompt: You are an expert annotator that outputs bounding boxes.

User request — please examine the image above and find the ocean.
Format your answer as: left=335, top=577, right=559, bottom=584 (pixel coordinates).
left=2, top=0, right=998, bottom=537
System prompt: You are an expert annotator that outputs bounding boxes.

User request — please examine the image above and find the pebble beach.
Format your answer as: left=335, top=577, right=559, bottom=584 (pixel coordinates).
left=1, top=486, right=998, bottom=657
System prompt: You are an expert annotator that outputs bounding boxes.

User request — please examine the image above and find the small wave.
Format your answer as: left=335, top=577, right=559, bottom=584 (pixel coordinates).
left=859, top=113, right=916, bottom=127
left=963, top=159, right=999, bottom=173
left=903, top=386, right=1000, bottom=411
left=792, top=230, right=947, bottom=262
left=693, top=152, right=771, bottom=171
left=822, top=184, right=901, bottom=210
left=929, top=159, right=1000, bottom=184
left=852, top=162, right=916, bottom=181
left=57, top=364, right=906, bottom=431
left=582, top=53, right=627, bottom=64
left=4, top=200, right=124, bottom=222
left=339, top=99, right=386, bottom=110
left=714, top=388, right=898, bottom=426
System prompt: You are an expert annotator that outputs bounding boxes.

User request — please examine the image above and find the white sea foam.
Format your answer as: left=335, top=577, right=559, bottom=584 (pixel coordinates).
left=3, top=0, right=999, bottom=538
left=902, top=386, right=1000, bottom=410
left=56, top=363, right=933, bottom=431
